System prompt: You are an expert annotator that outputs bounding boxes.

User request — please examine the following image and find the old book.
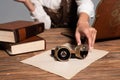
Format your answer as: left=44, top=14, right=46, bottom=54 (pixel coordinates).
left=93, top=0, right=120, bottom=40
left=0, top=36, right=46, bottom=55
left=0, top=20, right=44, bottom=43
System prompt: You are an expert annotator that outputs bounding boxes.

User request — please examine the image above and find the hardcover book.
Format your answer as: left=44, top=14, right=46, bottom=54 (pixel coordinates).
left=0, top=36, right=46, bottom=55
left=0, top=20, right=44, bottom=43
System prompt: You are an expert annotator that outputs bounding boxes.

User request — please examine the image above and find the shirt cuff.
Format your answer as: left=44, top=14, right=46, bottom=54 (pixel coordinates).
left=77, top=1, right=95, bottom=18
left=31, top=7, right=51, bottom=29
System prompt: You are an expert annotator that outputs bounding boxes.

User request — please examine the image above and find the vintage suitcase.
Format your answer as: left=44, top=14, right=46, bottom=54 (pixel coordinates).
left=93, top=0, right=120, bottom=40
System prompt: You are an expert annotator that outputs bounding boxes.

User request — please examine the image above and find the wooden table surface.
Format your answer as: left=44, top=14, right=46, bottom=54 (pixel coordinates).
left=0, top=28, right=120, bottom=80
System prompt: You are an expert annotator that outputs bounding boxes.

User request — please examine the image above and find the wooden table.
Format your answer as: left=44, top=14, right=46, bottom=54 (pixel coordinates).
left=0, top=28, right=120, bottom=80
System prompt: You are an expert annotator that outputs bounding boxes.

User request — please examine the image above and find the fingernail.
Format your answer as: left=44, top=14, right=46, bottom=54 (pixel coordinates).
left=77, top=43, right=81, bottom=45
left=89, top=47, right=94, bottom=52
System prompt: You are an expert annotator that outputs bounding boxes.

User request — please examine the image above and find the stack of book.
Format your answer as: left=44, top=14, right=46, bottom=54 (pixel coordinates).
left=0, top=20, right=46, bottom=55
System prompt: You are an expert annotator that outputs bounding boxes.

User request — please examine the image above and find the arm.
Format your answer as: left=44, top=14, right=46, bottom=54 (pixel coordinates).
left=15, top=0, right=51, bottom=29
left=15, top=0, right=35, bottom=12
left=75, top=0, right=97, bottom=50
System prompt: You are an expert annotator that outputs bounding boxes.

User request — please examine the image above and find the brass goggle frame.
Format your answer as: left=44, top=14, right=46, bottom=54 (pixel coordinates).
left=51, top=44, right=89, bottom=61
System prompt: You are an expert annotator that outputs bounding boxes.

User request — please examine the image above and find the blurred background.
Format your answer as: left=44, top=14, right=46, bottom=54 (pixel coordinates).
left=0, top=0, right=100, bottom=25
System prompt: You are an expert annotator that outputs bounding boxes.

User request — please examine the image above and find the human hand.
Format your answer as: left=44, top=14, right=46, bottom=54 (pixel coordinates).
left=75, top=21, right=97, bottom=50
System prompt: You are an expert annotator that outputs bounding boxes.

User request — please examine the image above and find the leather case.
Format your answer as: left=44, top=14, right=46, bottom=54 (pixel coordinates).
left=93, top=0, right=120, bottom=40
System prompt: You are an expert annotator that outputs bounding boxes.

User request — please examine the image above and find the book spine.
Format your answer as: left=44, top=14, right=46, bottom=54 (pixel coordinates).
left=14, top=23, right=44, bottom=43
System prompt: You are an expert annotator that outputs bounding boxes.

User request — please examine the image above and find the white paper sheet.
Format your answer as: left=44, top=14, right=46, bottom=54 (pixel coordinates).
left=21, top=43, right=109, bottom=79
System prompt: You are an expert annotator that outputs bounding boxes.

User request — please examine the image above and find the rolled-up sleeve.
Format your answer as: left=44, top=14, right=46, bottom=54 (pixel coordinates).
left=76, top=0, right=95, bottom=18
left=30, top=0, right=51, bottom=29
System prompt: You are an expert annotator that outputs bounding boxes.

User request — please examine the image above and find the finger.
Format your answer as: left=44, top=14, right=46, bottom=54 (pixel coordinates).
left=84, top=29, right=92, bottom=50
left=75, top=30, right=81, bottom=45
left=90, top=28, right=94, bottom=47
left=92, top=28, right=97, bottom=48
left=90, top=28, right=97, bottom=48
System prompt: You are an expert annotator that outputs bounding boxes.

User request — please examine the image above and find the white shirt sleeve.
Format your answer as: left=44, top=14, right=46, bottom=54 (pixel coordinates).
left=76, top=0, right=95, bottom=18
left=30, top=0, right=51, bottom=29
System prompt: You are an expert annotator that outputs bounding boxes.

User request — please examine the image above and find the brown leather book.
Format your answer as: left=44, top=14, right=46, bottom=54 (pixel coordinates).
left=0, top=20, right=44, bottom=43
left=0, top=36, right=46, bottom=55
left=93, top=0, right=120, bottom=40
